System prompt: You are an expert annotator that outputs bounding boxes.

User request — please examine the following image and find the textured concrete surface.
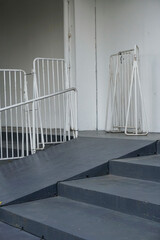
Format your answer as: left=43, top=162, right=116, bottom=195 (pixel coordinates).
left=59, top=174, right=160, bottom=221
left=1, top=197, right=160, bottom=240
left=79, top=130, right=160, bottom=140
left=0, top=221, right=39, bottom=240
left=109, top=155, right=160, bottom=182
left=0, top=137, right=155, bottom=206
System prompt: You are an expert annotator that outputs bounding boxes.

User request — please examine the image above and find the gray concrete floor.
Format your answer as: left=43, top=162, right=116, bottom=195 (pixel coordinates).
left=79, top=131, right=160, bottom=141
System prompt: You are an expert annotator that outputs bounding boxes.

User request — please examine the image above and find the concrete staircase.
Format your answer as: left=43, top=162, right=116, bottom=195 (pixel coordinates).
left=0, top=153, right=160, bottom=240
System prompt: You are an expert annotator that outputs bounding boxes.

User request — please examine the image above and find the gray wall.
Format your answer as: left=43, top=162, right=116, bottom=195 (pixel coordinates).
left=0, top=0, right=64, bottom=73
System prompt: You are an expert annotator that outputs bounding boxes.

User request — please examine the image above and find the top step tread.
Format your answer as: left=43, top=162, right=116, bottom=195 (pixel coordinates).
left=112, top=154, right=160, bottom=167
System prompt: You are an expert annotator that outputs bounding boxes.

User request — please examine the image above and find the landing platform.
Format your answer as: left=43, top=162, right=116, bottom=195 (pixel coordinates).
left=0, top=137, right=157, bottom=206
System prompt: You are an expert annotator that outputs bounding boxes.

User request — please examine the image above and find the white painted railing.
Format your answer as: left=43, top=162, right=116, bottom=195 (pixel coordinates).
left=0, top=59, right=78, bottom=160
left=32, top=58, right=78, bottom=147
left=106, top=45, right=148, bottom=135
left=0, top=69, right=32, bottom=159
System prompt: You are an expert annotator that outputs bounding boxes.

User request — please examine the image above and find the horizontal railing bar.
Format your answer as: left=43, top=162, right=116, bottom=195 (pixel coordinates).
left=0, top=88, right=77, bottom=112
left=110, top=49, right=134, bottom=57
left=33, top=58, right=65, bottom=62
left=0, top=69, right=26, bottom=73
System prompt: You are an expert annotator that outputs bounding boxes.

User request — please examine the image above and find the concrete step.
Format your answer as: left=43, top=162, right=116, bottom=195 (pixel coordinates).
left=0, top=197, right=160, bottom=240
left=58, top=175, right=160, bottom=222
left=0, top=221, right=39, bottom=240
left=0, top=137, right=155, bottom=206
left=109, top=155, right=160, bottom=182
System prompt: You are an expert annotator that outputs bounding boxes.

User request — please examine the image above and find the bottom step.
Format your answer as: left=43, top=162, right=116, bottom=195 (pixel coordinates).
left=0, top=221, right=39, bottom=240
left=0, top=197, right=160, bottom=240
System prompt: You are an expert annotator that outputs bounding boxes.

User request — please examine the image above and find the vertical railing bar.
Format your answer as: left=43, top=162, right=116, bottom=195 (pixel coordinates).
left=26, top=82, right=34, bottom=154
left=113, top=58, right=115, bottom=129
left=127, top=55, right=129, bottom=127
left=122, top=54, right=124, bottom=128
left=116, top=57, right=118, bottom=129
left=125, top=61, right=135, bottom=134
left=0, top=91, right=2, bottom=159
left=125, top=54, right=127, bottom=126
left=129, top=54, right=132, bottom=128
left=35, top=61, right=39, bottom=148
left=128, top=55, right=130, bottom=125
left=37, top=60, right=41, bottom=96
left=67, top=92, right=71, bottom=141
left=115, top=58, right=118, bottom=129
left=61, top=61, right=66, bottom=142
left=121, top=54, right=123, bottom=128
left=117, top=56, right=119, bottom=130
left=47, top=60, right=52, bottom=143
left=118, top=56, right=120, bottom=129
left=111, top=55, right=119, bottom=131
left=136, top=61, right=148, bottom=134
left=36, top=60, right=40, bottom=148
left=4, top=71, right=8, bottom=158
left=124, top=55, right=126, bottom=127
left=24, top=73, right=33, bottom=155
left=0, top=120, right=2, bottom=159
left=34, top=61, right=42, bottom=149
left=36, top=64, right=39, bottom=149
left=35, top=101, right=38, bottom=149
left=112, top=58, right=115, bottom=129
left=135, top=61, right=137, bottom=135
left=34, top=60, right=44, bottom=149
left=20, top=71, right=24, bottom=157
left=132, top=53, right=135, bottom=129
left=130, top=54, right=132, bottom=128
left=57, top=61, right=62, bottom=142
left=52, top=60, right=57, bottom=142
left=65, top=64, right=70, bottom=140
left=130, top=54, right=134, bottom=127
left=125, top=55, right=127, bottom=128
left=14, top=71, right=19, bottom=157
left=42, top=59, right=47, bottom=142
left=25, top=104, right=29, bottom=156
left=121, top=55, right=123, bottom=129
left=24, top=75, right=29, bottom=156
left=9, top=71, right=14, bottom=157
left=106, top=56, right=112, bottom=131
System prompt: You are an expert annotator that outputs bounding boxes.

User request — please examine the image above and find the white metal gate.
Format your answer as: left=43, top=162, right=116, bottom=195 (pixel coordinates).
left=32, top=58, right=78, bottom=147
left=0, top=69, right=32, bottom=160
left=106, top=45, right=148, bottom=135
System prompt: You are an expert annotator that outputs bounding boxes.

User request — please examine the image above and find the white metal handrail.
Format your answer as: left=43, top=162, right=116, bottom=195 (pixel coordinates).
left=0, top=87, right=77, bottom=159
left=0, top=88, right=77, bottom=112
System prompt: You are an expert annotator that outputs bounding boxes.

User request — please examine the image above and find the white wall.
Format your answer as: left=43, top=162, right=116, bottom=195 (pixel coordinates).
left=74, top=0, right=96, bottom=130
left=0, top=0, right=64, bottom=73
left=96, top=0, right=160, bottom=132
left=1, top=0, right=160, bottom=132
